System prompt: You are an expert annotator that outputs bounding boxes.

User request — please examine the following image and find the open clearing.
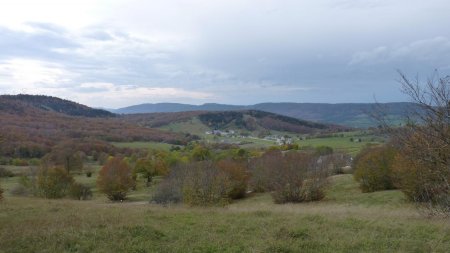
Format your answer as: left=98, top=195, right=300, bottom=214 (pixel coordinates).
left=1, top=174, right=449, bottom=253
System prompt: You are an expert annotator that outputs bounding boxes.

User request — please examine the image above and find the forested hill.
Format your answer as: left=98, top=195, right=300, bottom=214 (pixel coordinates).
left=114, top=102, right=416, bottom=128
left=0, top=94, right=114, bottom=118
left=124, top=110, right=350, bottom=135
left=0, top=95, right=190, bottom=158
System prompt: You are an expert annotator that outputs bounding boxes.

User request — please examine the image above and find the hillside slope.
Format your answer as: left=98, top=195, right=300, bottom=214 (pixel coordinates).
left=113, top=102, right=416, bottom=128
left=0, top=95, right=190, bottom=158
left=113, top=103, right=242, bottom=114
left=0, top=94, right=114, bottom=117
left=124, top=110, right=350, bottom=135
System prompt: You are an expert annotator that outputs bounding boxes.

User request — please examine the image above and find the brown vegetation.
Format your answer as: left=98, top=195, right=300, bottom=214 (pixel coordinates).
left=97, top=157, right=135, bottom=201
left=376, top=71, right=450, bottom=214
left=0, top=97, right=192, bottom=159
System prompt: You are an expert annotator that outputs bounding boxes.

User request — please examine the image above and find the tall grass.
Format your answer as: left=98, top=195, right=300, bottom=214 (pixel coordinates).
left=1, top=175, right=449, bottom=252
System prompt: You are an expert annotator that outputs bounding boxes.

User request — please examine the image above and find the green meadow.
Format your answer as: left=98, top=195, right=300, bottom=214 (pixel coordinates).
left=1, top=172, right=449, bottom=253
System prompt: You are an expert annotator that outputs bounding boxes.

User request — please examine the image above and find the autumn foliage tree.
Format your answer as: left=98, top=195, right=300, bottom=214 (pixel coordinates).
left=97, top=157, right=135, bottom=201
left=217, top=159, right=249, bottom=199
left=134, top=151, right=168, bottom=187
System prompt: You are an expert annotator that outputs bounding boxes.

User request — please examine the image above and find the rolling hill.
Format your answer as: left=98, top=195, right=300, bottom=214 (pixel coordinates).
left=1, top=94, right=114, bottom=117
left=124, top=110, right=350, bottom=136
left=114, top=102, right=416, bottom=128
left=0, top=95, right=190, bottom=158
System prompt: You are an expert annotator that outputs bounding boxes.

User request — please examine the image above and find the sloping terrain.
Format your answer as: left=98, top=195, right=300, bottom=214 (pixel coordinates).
left=0, top=95, right=190, bottom=158
left=113, top=103, right=241, bottom=114
left=0, top=94, right=114, bottom=117
left=124, top=110, right=350, bottom=135
left=114, top=102, right=416, bottom=128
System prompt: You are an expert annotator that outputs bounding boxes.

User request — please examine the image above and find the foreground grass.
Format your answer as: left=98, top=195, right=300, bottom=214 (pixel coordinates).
left=1, top=175, right=449, bottom=253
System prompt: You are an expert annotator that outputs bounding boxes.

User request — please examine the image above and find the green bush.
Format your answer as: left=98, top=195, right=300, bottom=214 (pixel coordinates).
left=37, top=167, right=74, bottom=199
left=353, top=145, right=397, bottom=193
left=0, top=184, right=3, bottom=200
left=392, top=145, right=449, bottom=212
left=14, top=172, right=38, bottom=196
left=315, top=146, right=333, bottom=156
left=69, top=183, right=92, bottom=200
left=12, top=159, right=28, bottom=166
left=0, top=167, right=14, bottom=177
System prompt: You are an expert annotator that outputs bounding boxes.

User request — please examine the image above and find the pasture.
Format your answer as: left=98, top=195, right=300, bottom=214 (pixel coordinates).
left=1, top=173, right=449, bottom=253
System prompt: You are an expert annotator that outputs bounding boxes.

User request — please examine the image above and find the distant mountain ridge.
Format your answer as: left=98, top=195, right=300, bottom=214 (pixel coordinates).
left=0, top=94, right=114, bottom=118
left=113, top=102, right=415, bottom=128
left=112, top=103, right=242, bottom=114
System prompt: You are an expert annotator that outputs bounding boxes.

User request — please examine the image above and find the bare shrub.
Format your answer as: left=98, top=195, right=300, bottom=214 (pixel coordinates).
left=153, top=161, right=232, bottom=206
left=152, top=178, right=183, bottom=204
left=375, top=71, right=449, bottom=215
left=10, top=185, right=30, bottom=196
left=271, top=152, right=328, bottom=204
left=181, top=161, right=231, bottom=206
left=248, top=150, right=282, bottom=192
left=216, top=159, right=249, bottom=199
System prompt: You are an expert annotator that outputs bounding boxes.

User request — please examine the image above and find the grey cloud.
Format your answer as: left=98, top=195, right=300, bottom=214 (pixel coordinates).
left=1, top=0, right=450, bottom=107
left=0, top=25, right=79, bottom=60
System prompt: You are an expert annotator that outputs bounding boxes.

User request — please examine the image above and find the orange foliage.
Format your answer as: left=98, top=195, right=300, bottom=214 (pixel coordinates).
left=97, top=157, right=135, bottom=201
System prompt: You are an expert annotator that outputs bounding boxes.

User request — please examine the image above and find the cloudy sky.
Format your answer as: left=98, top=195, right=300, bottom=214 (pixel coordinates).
left=0, top=0, right=449, bottom=108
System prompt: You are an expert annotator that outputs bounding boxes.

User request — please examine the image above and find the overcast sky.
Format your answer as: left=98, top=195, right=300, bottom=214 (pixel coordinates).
left=0, top=0, right=449, bottom=108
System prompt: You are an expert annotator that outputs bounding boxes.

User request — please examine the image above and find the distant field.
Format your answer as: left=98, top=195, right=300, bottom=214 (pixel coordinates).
left=110, top=131, right=382, bottom=154
left=111, top=141, right=177, bottom=151
left=1, top=174, right=448, bottom=253
left=158, top=117, right=211, bottom=136
left=297, top=135, right=382, bottom=154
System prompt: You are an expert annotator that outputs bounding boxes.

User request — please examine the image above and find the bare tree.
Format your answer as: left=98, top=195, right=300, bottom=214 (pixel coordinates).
left=379, top=71, right=449, bottom=216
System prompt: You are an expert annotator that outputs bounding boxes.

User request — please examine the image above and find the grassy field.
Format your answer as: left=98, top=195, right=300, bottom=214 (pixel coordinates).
left=1, top=173, right=449, bottom=253
left=110, top=132, right=382, bottom=154
left=0, top=165, right=156, bottom=202
left=159, top=118, right=211, bottom=136
left=111, top=141, right=177, bottom=151
left=296, top=136, right=380, bottom=155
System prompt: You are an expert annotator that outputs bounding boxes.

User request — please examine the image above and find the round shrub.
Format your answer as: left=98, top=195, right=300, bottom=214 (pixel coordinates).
left=153, top=161, right=233, bottom=206
left=37, top=167, right=74, bottom=199
left=353, top=145, right=397, bottom=193
left=69, top=183, right=93, bottom=200
left=97, top=157, right=135, bottom=201
left=217, top=159, right=249, bottom=199
left=393, top=153, right=449, bottom=209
